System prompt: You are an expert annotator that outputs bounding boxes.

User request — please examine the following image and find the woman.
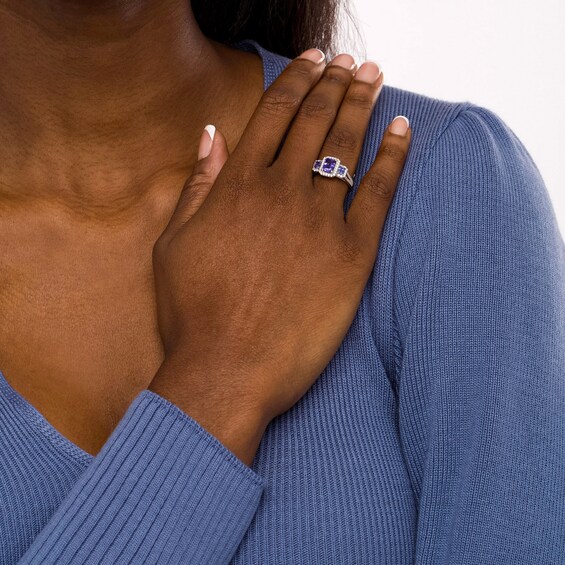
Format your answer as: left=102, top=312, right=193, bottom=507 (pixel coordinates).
left=0, top=0, right=563, bottom=564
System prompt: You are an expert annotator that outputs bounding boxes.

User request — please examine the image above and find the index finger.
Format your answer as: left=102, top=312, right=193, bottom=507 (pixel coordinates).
left=234, top=48, right=326, bottom=167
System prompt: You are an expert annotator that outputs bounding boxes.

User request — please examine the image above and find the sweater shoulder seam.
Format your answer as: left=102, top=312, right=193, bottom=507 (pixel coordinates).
left=390, top=100, right=476, bottom=388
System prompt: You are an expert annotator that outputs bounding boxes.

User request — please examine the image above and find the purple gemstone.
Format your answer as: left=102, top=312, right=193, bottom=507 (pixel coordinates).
left=337, top=166, right=346, bottom=176
left=322, top=157, right=337, bottom=174
left=313, top=160, right=322, bottom=171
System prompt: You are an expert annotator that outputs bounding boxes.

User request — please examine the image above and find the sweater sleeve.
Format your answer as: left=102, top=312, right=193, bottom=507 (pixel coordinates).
left=17, top=390, right=265, bottom=564
left=393, top=105, right=565, bottom=563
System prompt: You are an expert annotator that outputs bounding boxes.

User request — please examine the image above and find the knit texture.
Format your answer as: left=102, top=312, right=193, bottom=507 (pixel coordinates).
left=0, top=38, right=563, bottom=564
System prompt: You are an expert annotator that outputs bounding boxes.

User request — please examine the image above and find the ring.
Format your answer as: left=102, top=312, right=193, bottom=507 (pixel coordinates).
left=312, top=156, right=355, bottom=189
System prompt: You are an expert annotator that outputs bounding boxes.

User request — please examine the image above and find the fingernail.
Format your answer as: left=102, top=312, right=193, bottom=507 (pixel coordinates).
left=329, top=53, right=357, bottom=71
left=389, top=116, right=410, bottom=136
left=355, top=61, right=382, bottom=83
left=198, top=124, right=215, bottom=160
left=298, top=48, right=326, bottom=64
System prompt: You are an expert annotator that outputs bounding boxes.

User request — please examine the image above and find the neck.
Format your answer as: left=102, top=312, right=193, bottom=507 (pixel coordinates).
left=0, top=0, right=262, bottom=216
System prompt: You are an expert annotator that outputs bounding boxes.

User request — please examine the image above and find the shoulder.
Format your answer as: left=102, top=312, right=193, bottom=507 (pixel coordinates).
left=381, top=93, right=565, bottom=411
left=400, top=97, right=562, bottom=360
left=357, top=82, right=560, bottom=278
left=254, top=40, right=559, bottom=262
left=361, top=83, right=558, bottom=252
left=359, top=85, right=563, bottom=379
left=359, top=83, right=546, bottom=206
left=371, top=84, right=561, bottom=276
left=256, top=40, right=563, bottom=383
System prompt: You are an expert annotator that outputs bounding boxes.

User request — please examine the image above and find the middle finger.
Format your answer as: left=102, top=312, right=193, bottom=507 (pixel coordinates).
left=274, top=53, right=358, bottom=170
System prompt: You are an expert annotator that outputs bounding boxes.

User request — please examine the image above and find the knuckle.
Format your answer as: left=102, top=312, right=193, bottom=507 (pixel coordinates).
left=380, top=142, right=407, bottom=164
left=262, top=86, right=302, bottom=116
left=189, top=176, right=210, bottom=190
left=344, top=89, right=375, bottom=111
left=325, top=125, right=359, bottom=153
left=185, top=172, right=210, bottom=192
left=321, top=68, right=351, bottom=88
left=180, top=180, right=207, bottom=206
left=363, top=170, right=395, bottom=201
left=287, top=58, right=318, bottom=78
left=298, top=93, right=335, bottom=121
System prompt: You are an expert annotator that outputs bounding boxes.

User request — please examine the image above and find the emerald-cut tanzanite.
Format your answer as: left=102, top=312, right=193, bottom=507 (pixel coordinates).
left=313, top=156, right=353, bottom=189
left=321, top=157, right=338, bottom=175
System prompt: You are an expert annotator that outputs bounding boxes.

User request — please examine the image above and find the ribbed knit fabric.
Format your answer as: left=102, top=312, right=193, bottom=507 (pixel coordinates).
left=1, top=38, right=563, bottom=564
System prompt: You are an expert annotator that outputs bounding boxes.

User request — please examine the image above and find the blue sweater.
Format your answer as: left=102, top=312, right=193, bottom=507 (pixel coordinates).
left=1, top=38, right=563, bottom=564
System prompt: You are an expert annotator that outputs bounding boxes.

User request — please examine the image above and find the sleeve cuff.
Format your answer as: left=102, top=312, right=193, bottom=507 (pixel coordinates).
left=21, top=390, right=265, bottom=564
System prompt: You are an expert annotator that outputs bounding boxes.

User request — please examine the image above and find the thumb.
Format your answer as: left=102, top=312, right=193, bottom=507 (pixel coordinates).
left=165, top=124, right=230, bottom=239
left=193, top=124, right=230, bottom=181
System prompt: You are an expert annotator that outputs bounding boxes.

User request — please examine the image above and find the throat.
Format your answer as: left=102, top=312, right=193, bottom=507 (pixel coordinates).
left=0, top=0, right=265, bottom=208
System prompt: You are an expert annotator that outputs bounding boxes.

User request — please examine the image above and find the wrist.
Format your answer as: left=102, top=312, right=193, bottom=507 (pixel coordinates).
left=149, top=358, right=270, bottom=467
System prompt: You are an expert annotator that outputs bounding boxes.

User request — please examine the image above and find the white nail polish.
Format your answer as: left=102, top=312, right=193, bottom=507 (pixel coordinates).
left=199, top=124, right=216, bottom=160
left=204, top=124, right=216, bottom=142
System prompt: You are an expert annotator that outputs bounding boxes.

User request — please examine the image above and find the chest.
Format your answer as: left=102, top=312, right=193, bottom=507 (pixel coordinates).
left=0, top=210, right=165, bottom=455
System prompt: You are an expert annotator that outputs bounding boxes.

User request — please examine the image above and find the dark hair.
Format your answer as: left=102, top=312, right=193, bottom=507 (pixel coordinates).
left=190, top=0, right=363, bottom=60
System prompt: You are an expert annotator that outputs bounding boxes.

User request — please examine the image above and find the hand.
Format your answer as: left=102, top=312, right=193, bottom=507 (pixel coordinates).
left=149, top=48, right=412, bottom=466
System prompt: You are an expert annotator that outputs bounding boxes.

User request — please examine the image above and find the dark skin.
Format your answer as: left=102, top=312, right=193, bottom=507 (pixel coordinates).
left=0, top=0, right=411, bottom=464
left=0, top=0, right=265, bottom=454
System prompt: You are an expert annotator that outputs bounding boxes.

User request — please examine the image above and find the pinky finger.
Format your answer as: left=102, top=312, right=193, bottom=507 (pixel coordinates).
left=346, top=115, right=412, bottom=251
